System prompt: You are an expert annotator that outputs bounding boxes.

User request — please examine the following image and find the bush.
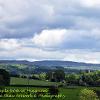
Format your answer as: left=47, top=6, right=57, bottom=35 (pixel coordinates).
left=48, top=85, right=59, bottom=96
left=79, top=88, right=99, bottom=100
left=94, top=90, right=100, bottom=98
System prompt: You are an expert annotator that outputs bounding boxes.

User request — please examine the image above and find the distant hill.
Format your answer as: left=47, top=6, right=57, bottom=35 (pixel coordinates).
left=0, top=60, right=100, bottom=70
left=0, top=60, right=100, bottom=75
left=33, top=60, right=100, bottom=67
left=0, top=60, right=33, bottom=65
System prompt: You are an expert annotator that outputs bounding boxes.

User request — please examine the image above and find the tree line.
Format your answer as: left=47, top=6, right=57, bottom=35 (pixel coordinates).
left=0, top=68, right=100, bottom=87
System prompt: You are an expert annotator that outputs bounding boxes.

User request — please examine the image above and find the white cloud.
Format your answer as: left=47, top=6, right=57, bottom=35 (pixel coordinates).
left=32, top=29, right=67, bottom=48
left=63, top=51, right=100, bottom=64
left=0, top=37, right=99, bottom=63
left=80, top=0, right=100, bottom=8
left=0, top=46, right=65, bottom=60
left=0, top=39, right=20, bottom=50
left=0, top=43, right=100, bottom=63
left=32, top=29, right=100, bottom=49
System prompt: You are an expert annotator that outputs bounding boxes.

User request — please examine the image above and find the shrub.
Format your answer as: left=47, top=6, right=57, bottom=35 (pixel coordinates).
left=48, top=85, right=59, bottom=95
left=79, top=88, right=99, bottom=100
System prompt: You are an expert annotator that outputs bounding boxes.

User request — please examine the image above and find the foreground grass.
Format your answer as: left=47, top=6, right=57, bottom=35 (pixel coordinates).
left=0, top=77, right=100, bottom=100
left=0, top=86, right=80, bottom=100
left=1, top=86, right=100, bottom=100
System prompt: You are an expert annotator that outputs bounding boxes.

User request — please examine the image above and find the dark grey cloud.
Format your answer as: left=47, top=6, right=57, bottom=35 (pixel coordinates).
left=0, top=0, right=100, bottom=38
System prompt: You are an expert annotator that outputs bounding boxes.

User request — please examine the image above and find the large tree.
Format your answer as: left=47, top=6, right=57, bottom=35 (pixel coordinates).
left=0, top=69, right=10, bottom=86
left=46, top=69, right=65, bottom=82
left=54, top=69, right=65, bottom=82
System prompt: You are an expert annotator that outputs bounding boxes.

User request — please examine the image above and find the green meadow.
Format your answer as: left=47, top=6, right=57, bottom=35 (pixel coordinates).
left=1, top=86, right=100, bottom=100
left=10, top=77, right=59, bottom=86
left=0, top=77, right=100, bottom=100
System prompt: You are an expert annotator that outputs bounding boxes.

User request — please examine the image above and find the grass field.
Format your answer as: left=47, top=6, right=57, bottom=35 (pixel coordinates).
left=10, top=77, right=60, bottom=86
left=0, top=77, right=100, bottom=100
left=1, top=86, right=100, bottom=100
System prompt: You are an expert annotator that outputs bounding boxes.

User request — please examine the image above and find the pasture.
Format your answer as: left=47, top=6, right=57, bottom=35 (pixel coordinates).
left=0, top=77, right=100, bottom=100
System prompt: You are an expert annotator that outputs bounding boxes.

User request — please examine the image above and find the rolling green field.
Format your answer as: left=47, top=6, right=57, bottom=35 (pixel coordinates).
left=10, top=77, right=60, bottom=86
left=0, top=77, right=100, bottom=100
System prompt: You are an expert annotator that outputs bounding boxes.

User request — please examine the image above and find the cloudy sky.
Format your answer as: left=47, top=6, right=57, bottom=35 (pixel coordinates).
left=0, top=0, right=100, bottom=63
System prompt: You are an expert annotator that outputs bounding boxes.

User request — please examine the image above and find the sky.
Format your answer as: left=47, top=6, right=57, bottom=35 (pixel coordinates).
left=0, top=0, right=100, bottom=63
